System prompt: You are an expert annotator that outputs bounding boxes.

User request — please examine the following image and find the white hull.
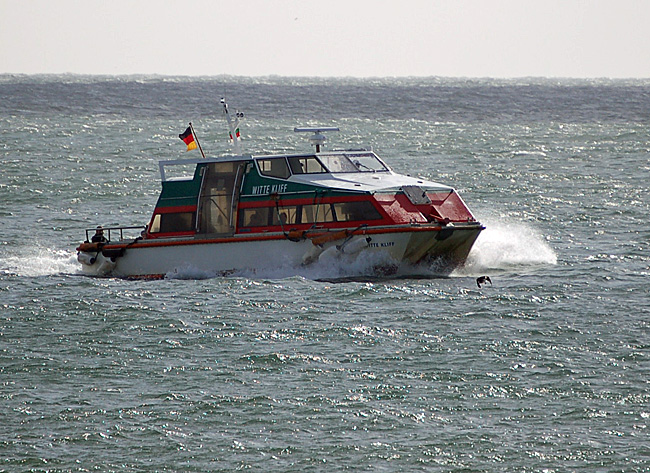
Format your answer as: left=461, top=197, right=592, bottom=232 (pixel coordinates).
left=78, top=225, right=482, bottom=279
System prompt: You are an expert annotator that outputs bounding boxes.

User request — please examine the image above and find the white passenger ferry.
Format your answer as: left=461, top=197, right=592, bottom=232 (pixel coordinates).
left=77, top=100, right=483, bottom=279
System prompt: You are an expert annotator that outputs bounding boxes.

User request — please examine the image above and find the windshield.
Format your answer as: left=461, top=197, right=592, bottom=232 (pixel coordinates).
left=319, top=152, right=388, bottom=173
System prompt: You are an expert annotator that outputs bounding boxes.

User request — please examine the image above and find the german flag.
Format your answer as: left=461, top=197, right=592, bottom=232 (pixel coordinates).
left=179, top=126, right=197, bottom=151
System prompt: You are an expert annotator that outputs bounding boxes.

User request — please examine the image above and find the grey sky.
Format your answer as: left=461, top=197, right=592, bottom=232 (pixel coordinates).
left=2, top=0, right=649, bottom=78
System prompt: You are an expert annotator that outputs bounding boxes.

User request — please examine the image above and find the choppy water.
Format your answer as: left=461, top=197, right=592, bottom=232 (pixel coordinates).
left=1, top=75, right=649, bottom=472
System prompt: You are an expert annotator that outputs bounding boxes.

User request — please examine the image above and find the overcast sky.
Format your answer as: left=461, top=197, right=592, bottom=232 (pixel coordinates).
left=2, top=0, right=649, bottom=78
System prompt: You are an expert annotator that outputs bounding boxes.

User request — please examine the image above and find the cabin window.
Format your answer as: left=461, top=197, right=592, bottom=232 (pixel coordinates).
left=150, top=212, right=196, bottom=234
left=239, top=207, right=300, bottom=227
left=346, top=153, right=388, bottom=172
left=288, top=156, right=327, bottom=174
left=333, top=201, right=382, bottom=221
left=239, top=201, right=383, bottom=228
left=301, top=203, right=336, bottom=223
left=258, top=158, right=291, bottom=179
left=150, top=214, right=161, bottom=233
left=240, top=207, right=271, bottom=227
left=272, top=207, right=299, bottom=226
left=318, top=155, right=358, bottom=173
left=313, top=153, right=388, bottom=173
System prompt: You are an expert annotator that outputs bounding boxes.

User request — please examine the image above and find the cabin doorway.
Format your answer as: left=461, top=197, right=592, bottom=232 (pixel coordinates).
left=197, top=162, right=245, bottom=235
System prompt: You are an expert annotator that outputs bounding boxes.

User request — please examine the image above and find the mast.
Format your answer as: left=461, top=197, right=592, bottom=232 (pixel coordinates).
left=294, top=127, right=340, bottom=152
left=221, top=98, right=244, bottom=155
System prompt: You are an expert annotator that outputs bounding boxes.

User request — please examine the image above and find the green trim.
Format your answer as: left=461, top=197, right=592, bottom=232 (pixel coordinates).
left=240, top=164, right=366, bottom=202
left=240, top=188, right=362, bottom=203
left=155, top=165, right=204, bottom=208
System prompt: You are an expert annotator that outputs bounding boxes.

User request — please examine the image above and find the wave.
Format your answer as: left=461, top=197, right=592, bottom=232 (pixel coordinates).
left=456, top=217, right=557, bottom=275
left=0, top=248, right=80, bottom=277
left=166, top=249, right=401, bottom=282
left=0, top=218, right=555, bottom=281
left=159, top=219, right=558, bottom=282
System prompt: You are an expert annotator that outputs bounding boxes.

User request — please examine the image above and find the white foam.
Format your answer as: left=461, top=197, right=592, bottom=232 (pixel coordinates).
left=165, top=249, right=400, bottom=281
left=245, top=250, right=398, bottom=280
left=167, top=220, right=557, bottom=282
left=165, top=264, right=222, bottom=280
left=456, top=216, right=557, bottom=275
left=0, top=247, right=81, bottom=277
left=2, top=219, right=554, bottom=281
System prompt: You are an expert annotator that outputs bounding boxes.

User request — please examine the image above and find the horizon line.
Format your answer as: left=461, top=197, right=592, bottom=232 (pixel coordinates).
left=2, top=72, right=649, bottom=82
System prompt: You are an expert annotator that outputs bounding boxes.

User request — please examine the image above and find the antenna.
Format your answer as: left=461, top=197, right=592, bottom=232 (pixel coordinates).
left=294, top=127, right=339, bottom=152
left=221, top=98, right=244, bottom=155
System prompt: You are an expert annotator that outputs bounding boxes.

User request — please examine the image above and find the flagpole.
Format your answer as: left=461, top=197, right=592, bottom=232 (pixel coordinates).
left=189, top=122, right=206, bottom=158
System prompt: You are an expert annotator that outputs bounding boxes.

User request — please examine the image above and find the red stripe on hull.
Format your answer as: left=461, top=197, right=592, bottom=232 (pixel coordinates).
left=238, top=194, right=376, bottom=208
left=103, top=224, right=482, bottom=250
left=152, top=205, right=197, bottom=214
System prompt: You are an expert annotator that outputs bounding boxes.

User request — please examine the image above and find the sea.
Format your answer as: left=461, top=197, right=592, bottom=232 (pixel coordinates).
left=0, top=75, right=648, bottom=472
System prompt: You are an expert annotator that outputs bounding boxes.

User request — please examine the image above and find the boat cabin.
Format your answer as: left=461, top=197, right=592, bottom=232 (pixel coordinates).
left=145, top=149, right=476, bottom=241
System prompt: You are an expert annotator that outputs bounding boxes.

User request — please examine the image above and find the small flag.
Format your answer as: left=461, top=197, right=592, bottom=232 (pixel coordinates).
left=229, top=127, right=241, bottom=142
left=179, top=126, right=197, bottom=151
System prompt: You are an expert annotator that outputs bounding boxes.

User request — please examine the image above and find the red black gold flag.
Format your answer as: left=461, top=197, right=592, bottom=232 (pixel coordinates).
left=179, top=126, right=197, bottom=151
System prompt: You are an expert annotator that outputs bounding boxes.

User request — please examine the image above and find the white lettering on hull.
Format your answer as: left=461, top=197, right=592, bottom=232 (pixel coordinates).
left=251, top=184, right=288, bottom=195
left=368, top=241, right=395, bottom=248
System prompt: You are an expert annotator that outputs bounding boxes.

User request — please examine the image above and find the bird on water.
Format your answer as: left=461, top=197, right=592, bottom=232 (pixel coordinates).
left=476, top=276, right=492, bottom=288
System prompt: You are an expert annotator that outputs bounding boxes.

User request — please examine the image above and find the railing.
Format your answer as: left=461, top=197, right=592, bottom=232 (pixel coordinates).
left=84, top=226, right=146, bottom=243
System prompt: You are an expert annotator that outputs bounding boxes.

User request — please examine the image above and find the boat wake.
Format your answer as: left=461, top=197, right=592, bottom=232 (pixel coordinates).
left=166, top=249, right=401, bottom=282
left=0, top=248, right=80, bottom=278
left=165, top=218, right=556, bottom=282
left=454, top=217, right=557, bottom=276
left=6, top=217, right=554, bottom=281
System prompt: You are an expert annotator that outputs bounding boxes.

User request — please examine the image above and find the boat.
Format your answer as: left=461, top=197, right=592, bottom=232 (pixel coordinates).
left=76, top=100, right=484, bottom=279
